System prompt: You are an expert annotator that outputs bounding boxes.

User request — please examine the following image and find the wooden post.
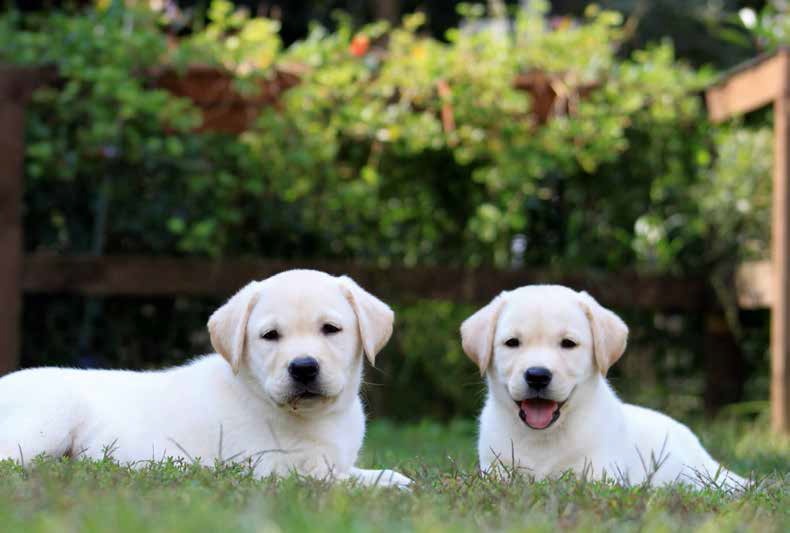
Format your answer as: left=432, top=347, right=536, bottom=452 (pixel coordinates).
left=0, top=66, right=52, bottom=376
left=706, top=49, right=790, bottom=432
left=772, top=62, right=790, bottom=432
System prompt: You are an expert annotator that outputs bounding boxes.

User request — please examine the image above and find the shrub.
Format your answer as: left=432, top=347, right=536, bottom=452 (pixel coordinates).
left=1, top=1, right=711, bottom=268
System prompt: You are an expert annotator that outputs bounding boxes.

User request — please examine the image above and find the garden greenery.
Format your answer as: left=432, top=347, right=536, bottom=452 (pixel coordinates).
left=1, top=0, right=718, bottom=269
left=0, top=1, right=777, bottom=416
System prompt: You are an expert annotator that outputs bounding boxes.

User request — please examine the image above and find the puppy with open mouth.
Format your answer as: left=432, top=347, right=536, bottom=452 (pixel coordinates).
left=0, top=270, right=410, bottom=488
left=462, top=285, right=747, bottom=489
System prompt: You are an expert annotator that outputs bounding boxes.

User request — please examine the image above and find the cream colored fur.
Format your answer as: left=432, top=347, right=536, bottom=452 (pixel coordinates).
left=0, top=270, right=409, bottom=488
left=463, top=285, right=747, bottom=489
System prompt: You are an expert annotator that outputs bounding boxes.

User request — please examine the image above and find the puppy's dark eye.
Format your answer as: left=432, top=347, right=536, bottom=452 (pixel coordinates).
left=504, top=338, right=520, bottom=348
left=561, top=338, right=578, bottom=349
left=322, top=323, right=341, bottom=335
left=261, top=330, right=280, bottom=341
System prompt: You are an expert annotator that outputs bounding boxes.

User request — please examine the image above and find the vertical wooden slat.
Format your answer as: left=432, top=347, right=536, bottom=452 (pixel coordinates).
left=0, top=67, right=50, bottom=376
left=0, top=74, right=25, bottom=376
left=771, top=52, right=790, bottom=433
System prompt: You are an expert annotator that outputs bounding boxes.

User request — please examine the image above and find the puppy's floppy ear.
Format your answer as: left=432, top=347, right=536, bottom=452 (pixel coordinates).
left=338, top=276, right=394, bottom=366
left=577, top=291, right=628, bottom=375
left=208, top=281, right=262, bottom=374
left=460, top=293, right=506, bottom=375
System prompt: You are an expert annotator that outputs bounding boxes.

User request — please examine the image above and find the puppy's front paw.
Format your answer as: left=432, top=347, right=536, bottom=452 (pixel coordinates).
left=350, top=467, right=412, bottom=489
left=378, top=469, right=412, bottom=489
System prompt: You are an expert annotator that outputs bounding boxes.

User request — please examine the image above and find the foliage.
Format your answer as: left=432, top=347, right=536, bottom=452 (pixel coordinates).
left=252, top=1, right=710, bottom=267
left=631, top=17, right=777, bottom=273
left=0, top=5, right=206, bottom=254
left=735, top=1, right=790, bottom=51
left=698, top=127, right=773, bottom=263
left=0, top=1, right=710, bottom=268
left=170, top=0, right=282, bottom=90
left=0, top=2, right=770, bottom=416
left=0, top=417, right=786, bottom=532
left=598, top=0, right=759, bottom=69
left=372, top=301, right=481, bottom=419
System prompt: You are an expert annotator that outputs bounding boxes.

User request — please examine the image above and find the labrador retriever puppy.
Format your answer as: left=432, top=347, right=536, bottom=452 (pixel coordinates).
left=0, top=269, right=410, bottom=487
left=462, top=285, right=746, bottom=489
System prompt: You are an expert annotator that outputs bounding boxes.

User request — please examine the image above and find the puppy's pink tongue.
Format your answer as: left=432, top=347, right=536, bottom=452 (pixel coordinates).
left=520, top=399, right=558, bottom=429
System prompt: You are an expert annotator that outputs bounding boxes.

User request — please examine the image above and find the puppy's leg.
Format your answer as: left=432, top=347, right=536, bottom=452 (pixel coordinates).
left=0, top=415, right=76, bottom=463
left=688, top=462, right=751, bottom=491
left=0, top=370, right=84, bottom=463
left=347, top=467, right=412, bottom=488
left=0, top=396, right=81, bottom=462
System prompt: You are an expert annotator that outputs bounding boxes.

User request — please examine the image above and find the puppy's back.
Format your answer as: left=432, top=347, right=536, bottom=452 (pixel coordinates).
left=621, top=403, right=746, bottom=487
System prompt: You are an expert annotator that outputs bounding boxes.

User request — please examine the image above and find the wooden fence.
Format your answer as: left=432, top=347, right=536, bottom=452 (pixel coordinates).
left=20, top=254, right=705, bottom=307
left=0, top=66, right=55, bottom=376
left=706, top=47, right=790, bottom=432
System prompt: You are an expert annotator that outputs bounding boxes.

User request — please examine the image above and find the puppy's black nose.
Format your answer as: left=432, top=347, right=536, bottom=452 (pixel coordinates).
left=525, top=367, right=552, bottom=390
left=288, top=356, right=320, bottom=384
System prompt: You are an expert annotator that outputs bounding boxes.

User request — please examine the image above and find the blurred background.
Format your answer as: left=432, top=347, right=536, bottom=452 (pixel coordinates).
left=1, top=0, right=786, bottom=424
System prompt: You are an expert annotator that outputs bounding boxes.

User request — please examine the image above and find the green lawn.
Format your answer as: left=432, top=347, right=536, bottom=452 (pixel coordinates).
left=0, top=416, right=787, bottom=532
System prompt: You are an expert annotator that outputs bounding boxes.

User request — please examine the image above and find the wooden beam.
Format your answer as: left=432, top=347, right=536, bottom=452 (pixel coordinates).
left=706, top=49, right=789, bottom=123
left=772, top=63, right=790, bottom=432
left=20, top=254, right=707, bottom=311
left=0, top=66, right=54, bottom=376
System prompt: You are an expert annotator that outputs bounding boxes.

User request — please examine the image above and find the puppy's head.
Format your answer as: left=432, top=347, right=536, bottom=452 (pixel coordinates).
left=461, top=285, right=627, bottom=431
left=208, top=270, right=393, bottom=413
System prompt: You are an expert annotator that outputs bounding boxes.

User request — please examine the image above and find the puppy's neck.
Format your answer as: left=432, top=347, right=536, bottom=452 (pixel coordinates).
left=557, top=373, right=623, bottom=440
left=571, top=372, right=619, bottom=410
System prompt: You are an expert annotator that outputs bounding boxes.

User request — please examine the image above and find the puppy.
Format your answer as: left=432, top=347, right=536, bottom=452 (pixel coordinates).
left=462, top=285, right=746, bottom=489
left=0, top=270, right=410, bottom=487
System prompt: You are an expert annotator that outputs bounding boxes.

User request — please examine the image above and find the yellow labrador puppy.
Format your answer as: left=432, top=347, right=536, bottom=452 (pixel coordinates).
left=462, top=285, right=746, bottom=489
left=0, top=270, right=410, bottom=487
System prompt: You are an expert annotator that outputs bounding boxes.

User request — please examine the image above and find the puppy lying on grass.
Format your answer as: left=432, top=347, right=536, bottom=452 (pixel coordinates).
left=462, top=285, right=747, bottom=489
left=0, top=270, right=410, bottom=488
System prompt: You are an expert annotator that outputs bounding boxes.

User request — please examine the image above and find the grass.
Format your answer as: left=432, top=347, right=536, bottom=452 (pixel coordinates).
left=0, top=416, right=787, bottom=532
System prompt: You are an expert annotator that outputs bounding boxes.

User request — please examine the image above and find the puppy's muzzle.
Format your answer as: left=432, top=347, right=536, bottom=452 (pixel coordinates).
left=525, top=366, right=552, bottom=390
left=288, top=356, right=320, bottom=385
left=286, top=356, right=328, bottom=404
left=517, top=367, right=568, bottom=430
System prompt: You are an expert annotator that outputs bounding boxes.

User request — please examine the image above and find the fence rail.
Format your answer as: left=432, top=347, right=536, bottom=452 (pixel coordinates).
left=22, top=254, right=707, bottom=309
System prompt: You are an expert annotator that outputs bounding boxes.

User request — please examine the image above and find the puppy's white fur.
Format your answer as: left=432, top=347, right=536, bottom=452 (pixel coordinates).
left=0, top=270, right=409, bottom=487
left=463, top=285, right=746, bottom=489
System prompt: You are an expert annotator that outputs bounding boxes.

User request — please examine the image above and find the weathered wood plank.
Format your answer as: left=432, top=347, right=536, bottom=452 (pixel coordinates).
left=706, top=49, right=788, bottom=123
left=0, top=66, right=54, bottom=376
left=21, top=254, right=707, bottom=310
left=772, top=76, right=790, bottom=432
left=0, top=79, right=24, bottom=376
